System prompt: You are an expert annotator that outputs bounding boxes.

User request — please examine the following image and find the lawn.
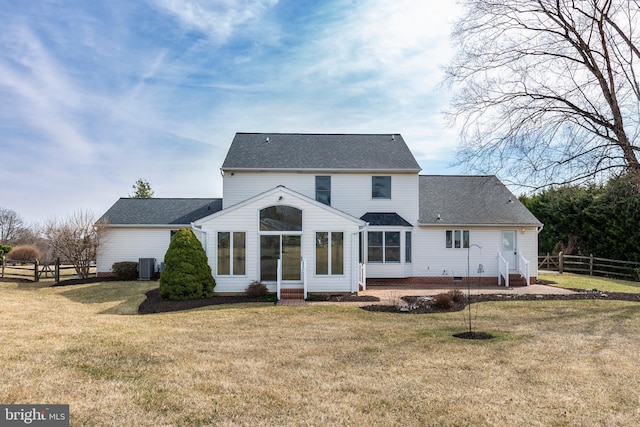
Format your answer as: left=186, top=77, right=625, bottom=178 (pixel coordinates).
left=1, top=279, right=640, bottom=426
left=539, top=271, right=640, bottom=293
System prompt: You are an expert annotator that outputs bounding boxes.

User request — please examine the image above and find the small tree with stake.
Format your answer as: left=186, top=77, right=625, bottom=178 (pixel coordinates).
left=454, top=244, right=492, bottom=340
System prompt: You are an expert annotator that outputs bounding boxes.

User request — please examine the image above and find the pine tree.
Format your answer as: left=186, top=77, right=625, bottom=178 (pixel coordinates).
left=130, top=178, right=155, bottom=198
left=159, top=228, right=215, bottom=300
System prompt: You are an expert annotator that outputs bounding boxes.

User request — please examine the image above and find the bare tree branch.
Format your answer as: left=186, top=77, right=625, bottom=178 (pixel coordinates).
left=446, top=0, right=640, bottom=191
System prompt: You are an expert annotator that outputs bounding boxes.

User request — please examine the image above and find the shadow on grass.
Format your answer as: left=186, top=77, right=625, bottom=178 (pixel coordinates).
left=57, top=281, right=160, bottom=315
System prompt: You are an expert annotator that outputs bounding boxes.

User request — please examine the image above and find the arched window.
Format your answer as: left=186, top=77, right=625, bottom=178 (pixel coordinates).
left=260, top=206, right=302, bottom=231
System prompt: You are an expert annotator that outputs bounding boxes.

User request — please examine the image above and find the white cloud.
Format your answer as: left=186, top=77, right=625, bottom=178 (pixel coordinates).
left=149, top=0, right=280, bottom=44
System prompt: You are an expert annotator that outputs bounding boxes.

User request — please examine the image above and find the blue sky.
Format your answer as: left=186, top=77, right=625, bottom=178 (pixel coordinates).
left=1, top=0, right=462, bottom=225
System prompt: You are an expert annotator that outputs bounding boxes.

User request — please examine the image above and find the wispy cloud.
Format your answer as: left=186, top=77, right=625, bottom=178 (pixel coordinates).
left=0, top=0, right=463, bottom=224
left=149, top=0, right=280, bottom=45
left=0, top=24, right=94, bottom=156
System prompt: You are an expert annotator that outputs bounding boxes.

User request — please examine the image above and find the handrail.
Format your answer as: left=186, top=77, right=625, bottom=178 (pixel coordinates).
left=498, top=252, right=509, bottom=287
left=301, top=257, right=307, bottom=299
left=276, top=258, right=282, bottom=300
left=358, top=263, right=367, bottom=291
left=517, top=251, right=530, bottom=286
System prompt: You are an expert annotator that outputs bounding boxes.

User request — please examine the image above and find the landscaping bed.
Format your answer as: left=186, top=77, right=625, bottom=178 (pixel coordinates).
left=361, top=290, right=640, bottom=313
left=138, top=288, right=277, bottom=314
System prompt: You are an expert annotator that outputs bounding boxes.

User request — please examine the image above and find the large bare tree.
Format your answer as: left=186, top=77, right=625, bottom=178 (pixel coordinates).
left=446, top=0, right=640, bottom=191
left=43, top=211, right=106, bottom=279
left=0, top=207, right=26, bottom=244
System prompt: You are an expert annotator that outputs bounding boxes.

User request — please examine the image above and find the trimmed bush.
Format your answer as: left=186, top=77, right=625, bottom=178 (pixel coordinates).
left=159, top=228, right=215, bottom=301
left=0, top=244, right=11, bottom=256
left=112, top=261, right=139, bottom=281
left=245, top=280, right=268, bottom=298
left=433, top=292, right=454, bottom=310
left=449, top=289, right=466, bottom=303
left=7, top=245, right=42, bottom=262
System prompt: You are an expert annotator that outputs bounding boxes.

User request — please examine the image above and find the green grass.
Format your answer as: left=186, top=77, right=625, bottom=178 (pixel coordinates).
left=539, top=271, right=640, bottom=293
left=1, top=280, right=640, bottom=426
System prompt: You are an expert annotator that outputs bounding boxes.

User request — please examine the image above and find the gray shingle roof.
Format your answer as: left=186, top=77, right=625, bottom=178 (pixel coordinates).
left=222, top=133, right=421, bottom=171
left=360, top=212, right=412, bottom=227
left=100, top=198, right=223, bottom=225
left=418, top=176, right=542, bottom=226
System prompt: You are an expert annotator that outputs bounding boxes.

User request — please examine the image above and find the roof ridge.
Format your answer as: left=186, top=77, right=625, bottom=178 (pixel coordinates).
left=235, top=132, right=402, bottom=136
left=120, top=197, right=222, bottom=200
left=419, top=174, right=496, bottom=178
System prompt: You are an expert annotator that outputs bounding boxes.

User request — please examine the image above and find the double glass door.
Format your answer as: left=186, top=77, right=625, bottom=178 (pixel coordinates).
left=260, top=235, right=301, bottom=281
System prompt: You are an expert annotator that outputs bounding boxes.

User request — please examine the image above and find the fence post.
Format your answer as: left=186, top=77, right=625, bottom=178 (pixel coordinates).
left=559, top=251, right=564, bottom=274
left=55, top=258, right=60, bottom=283
left=589, top=254, right=594, bottom=276
left=1, top=255, right=4, bottom=278
left=34, top=259, right=39, bottom=282
left=546, top=252, right=550, bottom=270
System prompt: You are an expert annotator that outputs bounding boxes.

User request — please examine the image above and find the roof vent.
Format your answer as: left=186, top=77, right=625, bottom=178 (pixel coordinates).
left=391, top=134, right=395, bottom=141
left=437, top=214, right=441, bottom=221
left=264, top=137, right=270, bottom=143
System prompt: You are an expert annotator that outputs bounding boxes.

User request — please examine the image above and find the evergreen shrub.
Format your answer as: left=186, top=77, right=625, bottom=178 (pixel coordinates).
left=159, top=228, right=215, bottom=300
left=112, top=261, right=139, bottom=281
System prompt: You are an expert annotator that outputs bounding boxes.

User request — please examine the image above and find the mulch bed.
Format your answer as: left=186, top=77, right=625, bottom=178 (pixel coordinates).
left=138, top=288, right=279, bottom=314
left=139, top=290, right=380, bottom=314
left=361, top=290, right=640, bottom=314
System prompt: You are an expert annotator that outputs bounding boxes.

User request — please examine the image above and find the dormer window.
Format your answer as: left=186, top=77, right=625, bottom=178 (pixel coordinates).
left=372, top=176, right=391, bottom=199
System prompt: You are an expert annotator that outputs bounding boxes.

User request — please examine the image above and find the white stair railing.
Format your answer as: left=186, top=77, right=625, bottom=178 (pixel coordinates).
left=276, top=258, right=282, bottom=300
left=517, top=251, right=530, bottom=286
left=301, top=257, right=307, bottom=299
left=358, top=263, right=367, bottom=291
left=498, top=252, right=509, bottom=287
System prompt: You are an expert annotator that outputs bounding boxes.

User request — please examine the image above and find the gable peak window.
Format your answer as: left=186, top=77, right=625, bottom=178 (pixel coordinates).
left=260, top=205, right=302, bottom=231
left=372, top=176, right=391, bottom=199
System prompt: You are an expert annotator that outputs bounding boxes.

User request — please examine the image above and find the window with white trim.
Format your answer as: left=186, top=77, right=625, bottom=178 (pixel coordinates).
left=368, top=231, right=400, bottom=263
left=217, top=232, right=246, bottom=275
left=316, top=232, right=344, bottom=275
left=315, top=176, right=331, bottom=205
left=445, top=230, right=470, bottom=249
left=405, top=231, right=412, bottom=263
left=372, top=176, right=391, bottom=199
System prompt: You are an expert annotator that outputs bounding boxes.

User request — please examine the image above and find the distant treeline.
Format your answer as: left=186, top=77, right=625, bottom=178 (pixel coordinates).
left=520, top=173, right=640, bottom=263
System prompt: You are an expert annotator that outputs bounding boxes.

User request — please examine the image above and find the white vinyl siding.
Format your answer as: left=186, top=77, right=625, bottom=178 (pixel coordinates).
left=223, top=171, right=418, bottom=225
left=411, top=226, right=539, bottom=280
left=197, top=187, right=362, bottom=294
left=97, top=227, right=180, bottom=273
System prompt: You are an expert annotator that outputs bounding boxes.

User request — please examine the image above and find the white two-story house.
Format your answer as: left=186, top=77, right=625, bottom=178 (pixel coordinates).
left=97, top=133, right=542, bottom=296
